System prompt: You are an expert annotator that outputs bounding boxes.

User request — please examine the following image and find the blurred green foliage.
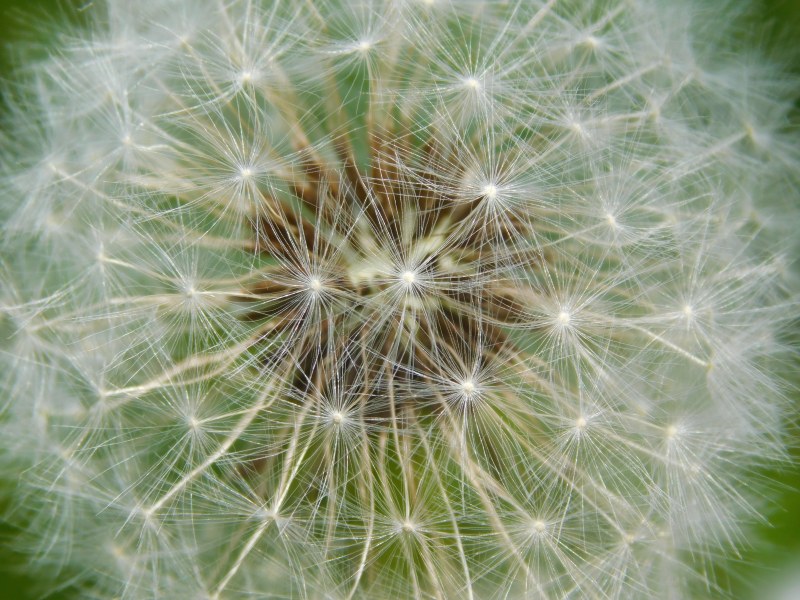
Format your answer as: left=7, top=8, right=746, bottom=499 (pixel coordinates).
left=0, top=0, right=797, bottom=598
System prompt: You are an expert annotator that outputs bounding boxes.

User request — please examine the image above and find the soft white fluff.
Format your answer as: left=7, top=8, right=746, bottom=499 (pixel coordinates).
left=0, top=1, right=798, bottom=598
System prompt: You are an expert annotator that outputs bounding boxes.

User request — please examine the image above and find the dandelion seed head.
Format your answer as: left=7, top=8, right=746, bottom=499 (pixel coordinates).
left=399, top=520, right=417, bottom=534
left=482, top=183, right=498, bottom=200
left=584, top=35, right=600, bottom=49
left=255, top=507, right=276, bottom=522
left=1, top=1, right=797, bottom=599
left=463, top=76, right=481, bottom=91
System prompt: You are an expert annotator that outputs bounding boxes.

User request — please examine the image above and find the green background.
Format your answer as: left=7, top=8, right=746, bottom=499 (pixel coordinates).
left=0, top=1, right=797, bottom=598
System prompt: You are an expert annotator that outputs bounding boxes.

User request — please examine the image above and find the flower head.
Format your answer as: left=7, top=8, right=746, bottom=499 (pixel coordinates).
left=1, top=0, right=798, bottom=598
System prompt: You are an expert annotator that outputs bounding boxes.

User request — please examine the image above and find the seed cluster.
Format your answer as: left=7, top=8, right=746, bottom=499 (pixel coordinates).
left=0, top=1, right=797, bottom=599
left=242, top=125, right=541, bottom=421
